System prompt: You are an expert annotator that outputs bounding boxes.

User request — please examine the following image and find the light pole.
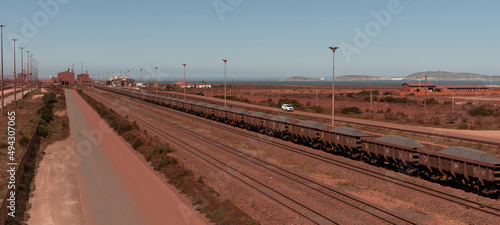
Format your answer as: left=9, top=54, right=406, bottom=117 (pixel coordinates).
left=140, top=68, right=143, bottom=85
left=222, top=59, right=227, bottom=106
left=183, top=64, right=187, bottom=99
left=329, top=46, right=339, bottom=127
left=20, top=47, right=24, bottom=101
left=26, top=51, right=30, bottom=97
left=81, top=61, right=83, bottom=74
left=155, top=66, right=158, bottom=95
left=30, top=54, right=33, bottom=91
left=1, top=24, right=5, bottom=116
left=12, top=39, right=17, bottom=107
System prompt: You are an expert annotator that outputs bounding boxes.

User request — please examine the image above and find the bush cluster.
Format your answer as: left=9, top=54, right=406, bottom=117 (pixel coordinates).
left=469, top=105, right=497, bottom=117
left=379, top=96, right=416, bottom=104
left=340, top=107, right=362, bottom=114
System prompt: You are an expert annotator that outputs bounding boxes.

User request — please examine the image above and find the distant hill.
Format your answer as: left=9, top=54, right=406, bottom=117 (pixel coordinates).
left=406, top=71, right=500, bottom=80
left=284, top=76, right=321, bottom=81
left=336, top=75, right=380, bottom=81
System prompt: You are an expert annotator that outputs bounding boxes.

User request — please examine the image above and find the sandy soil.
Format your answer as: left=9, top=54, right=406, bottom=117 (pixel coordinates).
left=27, top=137, right=85, bottom=225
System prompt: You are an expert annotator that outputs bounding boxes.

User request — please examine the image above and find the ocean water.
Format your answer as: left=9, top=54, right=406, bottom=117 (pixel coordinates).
left=155, top=80, right=500, bottom=86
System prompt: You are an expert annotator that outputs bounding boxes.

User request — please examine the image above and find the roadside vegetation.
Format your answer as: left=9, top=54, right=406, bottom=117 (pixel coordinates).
left=1, top=87, right=69, bottom=224
left=78, top=90, right=259, bottom=225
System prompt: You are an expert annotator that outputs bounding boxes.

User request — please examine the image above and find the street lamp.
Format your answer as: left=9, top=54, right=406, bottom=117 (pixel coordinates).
left=26, top=51, right=30, bottom=97
left=20, top=47, right=24, bottom=101
left=155, top=66, right=158, bottom=95
left=140, top=68, right=143, bottom=85
left=12, top=39, right=17, bottom=107
left=1, top=24, right=5, bottom=116
left=81, top=61, right=83, bottom=74
left=222, top=59, right=227, bottom=106
left=183, top=64, right=187, bottom=99
left=329, top=46, right=339, bottom=127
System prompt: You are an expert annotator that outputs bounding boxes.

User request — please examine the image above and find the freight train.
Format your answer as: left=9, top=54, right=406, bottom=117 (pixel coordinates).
left=92, top=85, right=500, bottom=196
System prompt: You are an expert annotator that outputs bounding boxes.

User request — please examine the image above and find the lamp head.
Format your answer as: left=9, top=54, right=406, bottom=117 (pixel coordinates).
left=329, top=46, right=339, bottom=52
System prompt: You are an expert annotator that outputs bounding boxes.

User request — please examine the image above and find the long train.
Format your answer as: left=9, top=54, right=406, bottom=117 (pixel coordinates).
left=91, top=85, right=500, bottom=196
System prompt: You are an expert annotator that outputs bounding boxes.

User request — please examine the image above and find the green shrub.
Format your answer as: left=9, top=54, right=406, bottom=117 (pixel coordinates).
left=117, top=122, right=133, bottom=134
left=469, top=105, right=496, bottom=117
left=155, top=156, right=178, bottom=170
left=19, top=136, right=30, bottom=147
left=37, top=124, right=50, bottom=137
left=383, top=91, right=396, bottom=95
left=357, top=90, right=380, bottom=96
left=458, top=122, right=469, bottom=130
left=37, top=104, right=54, bottom=123
left=146, top=144, right=176, bottom=161
left=341, top=107, right=362, bottom=114
left=169, top=169, right=193, bottom=185
left=42, top=93, right=57, bottom=104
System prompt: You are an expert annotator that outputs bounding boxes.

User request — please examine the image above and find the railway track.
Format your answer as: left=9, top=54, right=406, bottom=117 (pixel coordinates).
left=86, top=89, right=417, bottom=224
left=92, top=87, right=500, bottom=218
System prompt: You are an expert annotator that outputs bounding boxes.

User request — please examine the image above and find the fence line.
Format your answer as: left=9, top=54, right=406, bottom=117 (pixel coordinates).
left=0, top=120, right=41, bottom=224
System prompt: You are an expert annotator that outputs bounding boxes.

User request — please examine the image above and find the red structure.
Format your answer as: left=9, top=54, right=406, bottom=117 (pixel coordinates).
left=77, top=70, right=90, bottom=84
left=401, top=82, right=436, bottom=93
left=58, top=69, right=75, bottom=85
left=401, top=83, right=491, bottom=96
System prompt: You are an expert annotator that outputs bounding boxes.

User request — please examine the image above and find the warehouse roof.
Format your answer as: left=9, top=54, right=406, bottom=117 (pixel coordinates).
left=331, top=127, right=370, bottom=136
left=297, top=120, right=326, bottom=129
left=439, top=146, right=500, bottom=164
left=375, top=135, right=425, bottom=148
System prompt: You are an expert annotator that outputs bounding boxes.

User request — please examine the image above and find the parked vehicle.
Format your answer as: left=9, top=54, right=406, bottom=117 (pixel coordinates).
left=281, top=103, right=294, bottom=112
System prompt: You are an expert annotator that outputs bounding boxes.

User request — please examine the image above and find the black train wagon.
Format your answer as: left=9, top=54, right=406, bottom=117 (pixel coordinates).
left=290, top=120, right=329, bottom=148
left=361, top=135, right=423, bottom=173
left=265, top=116, right=299, bottom=140
left=214, top=106, right=233, bottom=123
left=245, top=112, right=272, bottom=133
left=419, top=146, right=500, bottom=193
left=201, top=104, right=219, bottom=119
left=229, top=108, right=251, bottom=127
left=192, top=102, right=207, bottom=116
left=327, top=127, right=379, bottom=159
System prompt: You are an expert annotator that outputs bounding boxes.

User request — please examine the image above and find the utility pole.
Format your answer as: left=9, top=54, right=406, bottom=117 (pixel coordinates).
left=12, top=39, right=17, bottom=107
left=1, top=24, right=5, bottom=116
left=223, top=59, right=227, bottom=106
left=26, top=51, right=30, bottom=97
left=155, top=66, right=158, bottom=95
left=424, top=74, right=428, bottom=114
left=140, top=68, right=143, bottom=85
left=183, top=64, right=187, bottom=99
left=20, top=47, right=24, bottom=102
left=329, top=46, right=339, bottom=126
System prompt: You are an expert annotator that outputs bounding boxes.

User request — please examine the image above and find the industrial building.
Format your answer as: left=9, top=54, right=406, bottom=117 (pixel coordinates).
left=57, top=69, right=75, bottom=85
left=401, top=82, right=491, bottom=96
left=77, top=71, right=91, bottom=84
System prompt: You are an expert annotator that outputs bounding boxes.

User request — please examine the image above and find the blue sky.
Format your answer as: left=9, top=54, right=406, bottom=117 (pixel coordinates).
left=1, top=0, right=499, bottom=81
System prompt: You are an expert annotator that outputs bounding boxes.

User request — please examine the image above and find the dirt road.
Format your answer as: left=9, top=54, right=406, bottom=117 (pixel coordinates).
left=60, top=89, right=206, bottom=225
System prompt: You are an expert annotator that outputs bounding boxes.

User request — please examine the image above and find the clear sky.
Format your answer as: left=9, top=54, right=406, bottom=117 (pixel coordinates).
left=1, top=0, right=499, bottom=81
